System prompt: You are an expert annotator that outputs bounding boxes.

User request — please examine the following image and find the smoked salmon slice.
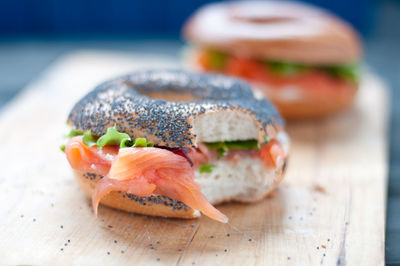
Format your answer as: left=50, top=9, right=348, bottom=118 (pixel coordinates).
left=65, top=136, right=118, bottom=176
left=65, top=137, right=228, bottom=223
left=258, top=139, right=285, bottom=169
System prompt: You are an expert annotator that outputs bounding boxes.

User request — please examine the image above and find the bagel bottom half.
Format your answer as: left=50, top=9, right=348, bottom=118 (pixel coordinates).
left=74, top=154, right=287, bottom=219
left=253, top=83, right=358, bottom=120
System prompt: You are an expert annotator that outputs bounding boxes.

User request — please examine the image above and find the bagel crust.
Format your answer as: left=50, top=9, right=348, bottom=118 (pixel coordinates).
left=183, top=1, right=362, bottom=65
left=67, top=70, right=284, bottom=147
left=74, top=171, right=200, bottom=219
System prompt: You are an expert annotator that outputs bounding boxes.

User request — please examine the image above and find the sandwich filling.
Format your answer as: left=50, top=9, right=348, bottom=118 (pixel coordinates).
left=197, top=49, right=359, bottom=94
left=62, top=125, right=285, bottom=223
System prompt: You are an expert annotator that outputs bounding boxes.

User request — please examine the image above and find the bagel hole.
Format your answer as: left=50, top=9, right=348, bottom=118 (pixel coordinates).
left=140, top=91, right=200, bottom=102
left=232, top=15, right=296, bottom=24
left=123, top=81, right=201, bottom=102
left=229, top=6, right=297, bottom=24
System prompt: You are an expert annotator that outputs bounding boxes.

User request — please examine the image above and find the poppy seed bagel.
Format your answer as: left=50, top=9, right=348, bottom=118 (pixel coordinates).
left=65, top=70, right=289, bottom=221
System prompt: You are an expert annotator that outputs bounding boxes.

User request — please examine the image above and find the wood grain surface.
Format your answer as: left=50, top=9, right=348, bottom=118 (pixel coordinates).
left=0, top=51, right=389, bottom=265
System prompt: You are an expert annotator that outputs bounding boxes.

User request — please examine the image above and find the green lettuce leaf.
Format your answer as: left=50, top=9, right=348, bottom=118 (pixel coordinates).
left=266, top=61, right=309, bottom=76
left=198, top=164, right=216, bottom=173
left=206, top=49, right=359, bottom=82
left=264, top=60, right=359, bottom=82
left=207, top=50, right=229, bottom=70
left=132, top=137, right=154, bottom=147
left=62, top=125, right=155, bottom=151
left=82, top=130, right=97, bottom=147
left=60, top=144, right=66, bottom=152
left=120, top=137, right=154, bottom=148
left=322, top=65, right=359, bottom=83
left=96, top=125, right=131, bottom=148
left=94, top=126, right=154, bottom=148
left=120, top=138, right=134, bottom=148
left=205, top=139, right=259, bottom=158
left=65, top=128, right=83, bottom=138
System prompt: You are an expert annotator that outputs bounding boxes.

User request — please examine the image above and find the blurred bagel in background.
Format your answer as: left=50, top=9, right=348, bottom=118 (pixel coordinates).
left=182, top=1, right=363, bottom=120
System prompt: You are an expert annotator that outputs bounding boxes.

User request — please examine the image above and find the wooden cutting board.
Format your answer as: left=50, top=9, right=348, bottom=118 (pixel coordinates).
left=0, top=51, right=388, bottom=265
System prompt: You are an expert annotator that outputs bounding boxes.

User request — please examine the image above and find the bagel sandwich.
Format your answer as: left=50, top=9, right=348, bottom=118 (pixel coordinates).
left=61, top=70, right=289, bottom=223
left=182, top=1, right=363, bottom=119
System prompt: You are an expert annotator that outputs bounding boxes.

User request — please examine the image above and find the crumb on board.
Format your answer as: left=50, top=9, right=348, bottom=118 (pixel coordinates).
left=321, top=245, right=326, bottom=249
left=313, top=185, right=327, bottom=194
left=266, top=190, right=278, bottom=198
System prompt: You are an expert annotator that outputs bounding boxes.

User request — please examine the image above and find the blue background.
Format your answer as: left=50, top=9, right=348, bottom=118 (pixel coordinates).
left=0, top=0, right=376, bottom=35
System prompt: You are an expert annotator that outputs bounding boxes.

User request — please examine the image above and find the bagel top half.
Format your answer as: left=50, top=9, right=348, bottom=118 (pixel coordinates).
left=183, top=1, right=362, bottom=65
left=67, top=70, right=284, bottom=148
